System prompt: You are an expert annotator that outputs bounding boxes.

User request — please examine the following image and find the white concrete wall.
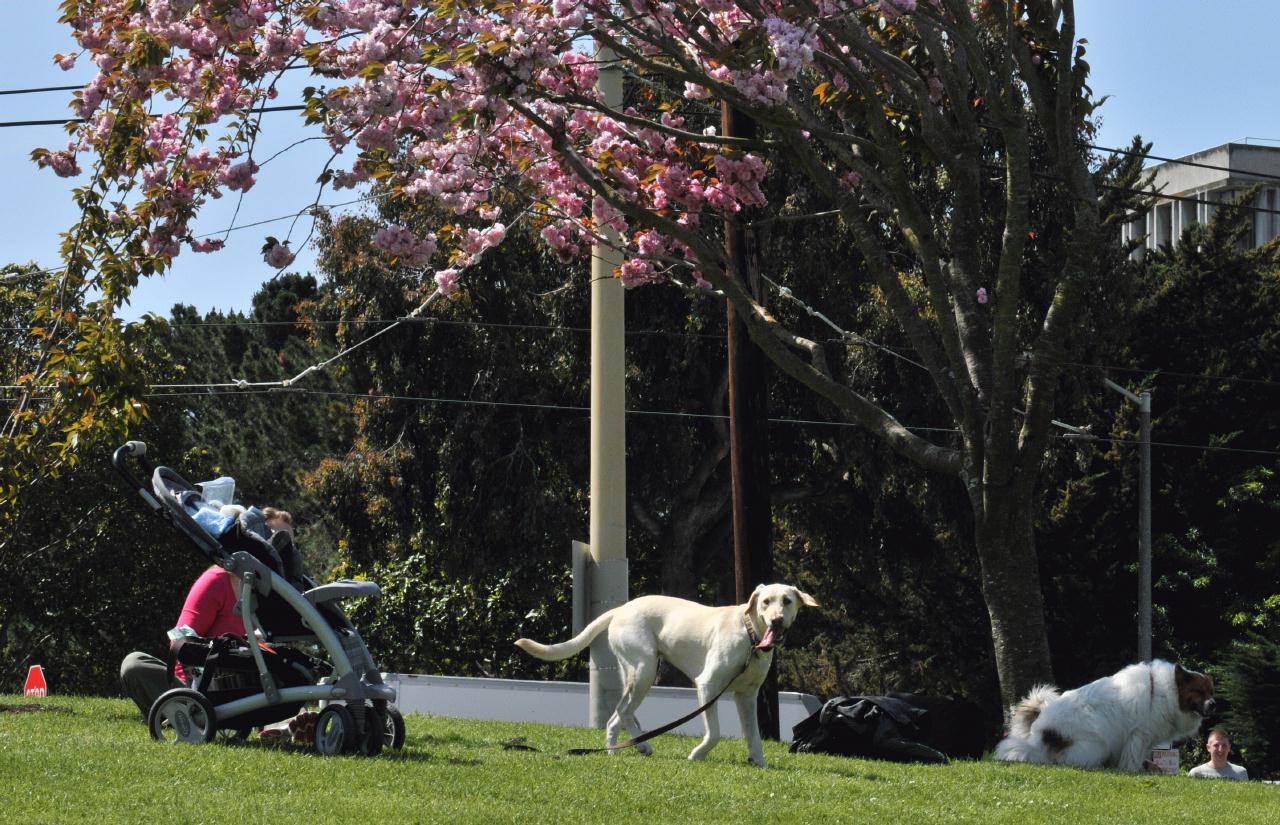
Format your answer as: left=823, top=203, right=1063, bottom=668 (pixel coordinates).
left=383, top=673, right=822, bottom=743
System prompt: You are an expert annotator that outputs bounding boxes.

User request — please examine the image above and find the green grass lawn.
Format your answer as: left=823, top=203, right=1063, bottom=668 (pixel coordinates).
left=1, top=694, right=1273, bottom=824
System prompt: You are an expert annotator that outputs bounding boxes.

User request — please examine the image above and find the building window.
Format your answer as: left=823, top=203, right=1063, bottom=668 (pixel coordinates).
left=1266, top=188, right=1278, bottom=245
left=1156, top=202, right=1173, bottom=248
left=1181, top=198, right=1197, bottom=239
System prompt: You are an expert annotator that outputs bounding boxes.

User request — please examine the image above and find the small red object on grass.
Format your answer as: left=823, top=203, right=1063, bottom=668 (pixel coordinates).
left=23, top=665, right=47, bottom=697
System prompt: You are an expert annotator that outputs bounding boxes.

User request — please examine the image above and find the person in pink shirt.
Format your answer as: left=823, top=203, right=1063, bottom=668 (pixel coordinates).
left=170, top=565, right=245, bottom=683
left=118, top=508, right=293, bottom=716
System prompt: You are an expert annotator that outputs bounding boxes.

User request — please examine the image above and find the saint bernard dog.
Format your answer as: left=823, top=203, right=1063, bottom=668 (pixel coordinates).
left=995, top=659, right=1216, bottom=771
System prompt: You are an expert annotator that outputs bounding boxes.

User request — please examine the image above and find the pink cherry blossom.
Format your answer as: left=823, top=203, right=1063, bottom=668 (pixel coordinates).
left=434, top=268, right=460, bottom=295
left=39, top=148, right=82, bottom=178
left=37, top=0, right=1044, bottom=297
left=190, top=238, right=226, bottom=253
left=262, top=238, right=295, bottom=269
left=372, top=225, right=437, bottom=266
left=219, top=160, right=259, bottom=193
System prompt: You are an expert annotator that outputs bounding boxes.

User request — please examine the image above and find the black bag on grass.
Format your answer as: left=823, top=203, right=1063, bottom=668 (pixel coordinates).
left=789, top=693, right=985, bottom=764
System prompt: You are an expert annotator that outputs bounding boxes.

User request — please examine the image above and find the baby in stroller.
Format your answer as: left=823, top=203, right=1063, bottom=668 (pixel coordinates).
left=114, top=442, right=404, bottom=755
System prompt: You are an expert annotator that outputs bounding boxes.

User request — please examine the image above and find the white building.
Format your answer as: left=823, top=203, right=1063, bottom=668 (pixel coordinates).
left=1124, top=142, right=1280, bottom=256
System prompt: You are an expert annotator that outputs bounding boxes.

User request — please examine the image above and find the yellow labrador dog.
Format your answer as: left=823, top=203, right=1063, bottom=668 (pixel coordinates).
left=515, top=583, right=818, bottom=767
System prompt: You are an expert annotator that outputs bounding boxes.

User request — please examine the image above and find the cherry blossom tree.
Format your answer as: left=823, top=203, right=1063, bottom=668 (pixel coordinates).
left=19, top=0, right=1134, bottom=703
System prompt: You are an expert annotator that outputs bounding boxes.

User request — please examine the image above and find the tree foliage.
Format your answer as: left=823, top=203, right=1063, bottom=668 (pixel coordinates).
left=1216, top=632, right=1280, bottom=779
left=27, top=0, right=1154, bottom=702
left=1009, top=191, right=1280, bottom=768
left=0, top=271, right=350, bottom=695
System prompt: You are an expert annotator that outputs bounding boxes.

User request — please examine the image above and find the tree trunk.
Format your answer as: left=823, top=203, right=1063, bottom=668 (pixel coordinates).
left=974, top=485, right=1054, bottom=710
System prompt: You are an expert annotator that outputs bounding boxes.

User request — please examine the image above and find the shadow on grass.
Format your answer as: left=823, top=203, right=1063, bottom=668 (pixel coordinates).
left=194, top=732, right=494, bottom=765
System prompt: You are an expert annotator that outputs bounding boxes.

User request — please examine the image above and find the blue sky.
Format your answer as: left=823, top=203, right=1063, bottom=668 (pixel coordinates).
left=3, top=1, right=1279, bottom=321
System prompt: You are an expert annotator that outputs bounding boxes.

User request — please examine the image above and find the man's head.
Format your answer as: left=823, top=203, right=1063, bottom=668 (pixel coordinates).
left=1207, top=728, right=1232, bottom=766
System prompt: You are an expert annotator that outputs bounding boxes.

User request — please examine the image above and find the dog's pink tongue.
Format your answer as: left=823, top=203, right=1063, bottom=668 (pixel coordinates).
left=755, top=626, right=777, bottom=650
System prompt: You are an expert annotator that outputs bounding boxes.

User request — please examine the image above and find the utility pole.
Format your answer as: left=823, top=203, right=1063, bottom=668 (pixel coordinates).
left=586, top=43, right=629, bottom=728
left=722, top=98, right=777, bottom=739
left=1104, top=379, right=1153, bottom=663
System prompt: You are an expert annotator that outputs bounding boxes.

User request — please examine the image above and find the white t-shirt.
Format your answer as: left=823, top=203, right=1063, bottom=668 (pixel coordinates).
left=1188, top=761, right=1248, bottom=780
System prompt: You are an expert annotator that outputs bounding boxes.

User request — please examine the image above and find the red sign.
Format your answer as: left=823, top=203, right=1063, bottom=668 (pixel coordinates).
left=23, top=665, right=47, bottom=697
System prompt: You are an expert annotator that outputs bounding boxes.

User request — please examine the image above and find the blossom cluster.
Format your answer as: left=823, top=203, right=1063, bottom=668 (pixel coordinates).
left=44, top=0, right=937, bottom=295
left=372, top=225, right=438, bottom=267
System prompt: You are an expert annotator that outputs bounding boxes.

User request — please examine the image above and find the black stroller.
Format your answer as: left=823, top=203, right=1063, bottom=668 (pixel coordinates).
left=113, top=441, right=404, bottom=755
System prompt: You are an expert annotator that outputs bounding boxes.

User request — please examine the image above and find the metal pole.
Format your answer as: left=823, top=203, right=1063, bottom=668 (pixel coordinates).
left=1137, top=390, right=1152, bottom=662
left=1104, top=379, right=1153, bottom=662
left=587, top=43, right=628, bottom=728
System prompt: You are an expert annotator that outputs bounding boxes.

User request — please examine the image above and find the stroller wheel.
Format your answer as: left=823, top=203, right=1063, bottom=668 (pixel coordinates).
left=148, top=688, right=217, bottom=745
left=383, top=703, right=406, bottom=751
left=314, top=704, right=357, bottom=755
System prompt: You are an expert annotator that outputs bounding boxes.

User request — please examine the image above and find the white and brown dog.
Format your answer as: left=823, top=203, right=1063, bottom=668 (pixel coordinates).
left=995, top=659, right=1216, bottom=771
left=515, top=583, right=818, bottom=767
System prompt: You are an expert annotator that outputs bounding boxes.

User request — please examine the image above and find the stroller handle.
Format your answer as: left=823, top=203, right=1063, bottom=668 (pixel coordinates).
left=113, top=441, right=161, bottom=511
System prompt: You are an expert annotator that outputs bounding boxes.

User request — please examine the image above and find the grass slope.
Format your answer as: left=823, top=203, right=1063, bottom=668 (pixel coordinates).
left=0, top=695, right=1273, bottom=824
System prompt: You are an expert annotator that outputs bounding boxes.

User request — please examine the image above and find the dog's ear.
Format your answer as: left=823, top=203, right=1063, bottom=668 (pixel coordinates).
left=795, top=589, right=820, bottom=609
left=746, top=585, right=763, bottom=614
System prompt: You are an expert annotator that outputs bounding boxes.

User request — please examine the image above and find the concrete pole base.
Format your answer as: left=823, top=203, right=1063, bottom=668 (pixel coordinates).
left=587, top=557, right=628, bottom=728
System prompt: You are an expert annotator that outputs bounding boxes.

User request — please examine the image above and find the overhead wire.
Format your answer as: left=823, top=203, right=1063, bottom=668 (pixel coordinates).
left=0, top=382, right=956, bottom=432
left=2, top=192, right=376, bottom=282
left=0, top=83, right=84, bottom=96
left=0, top=104, right=306, bottom=129
left=8, top=68, right=1280, bottom=445
left=0, top=316, right=730, bottom=339
left=4, top=73, right=1280, bottom=192
left=6, top=383, right=1275, bottom=459
left=7, top=311, right=1280, bottom=391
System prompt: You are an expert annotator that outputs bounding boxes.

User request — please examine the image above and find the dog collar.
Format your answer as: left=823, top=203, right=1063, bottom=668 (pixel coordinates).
left=743, top=611, right=760, bottom=645
left=742, top=611, right=763, bottom=650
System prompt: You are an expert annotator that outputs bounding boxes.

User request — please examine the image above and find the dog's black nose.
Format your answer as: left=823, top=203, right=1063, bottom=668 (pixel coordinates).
left=1203, top=698, right=1217, bottom=715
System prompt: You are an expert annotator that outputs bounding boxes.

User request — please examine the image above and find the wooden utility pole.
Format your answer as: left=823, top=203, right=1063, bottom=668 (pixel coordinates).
left=722, top=99, right=778, bottom=739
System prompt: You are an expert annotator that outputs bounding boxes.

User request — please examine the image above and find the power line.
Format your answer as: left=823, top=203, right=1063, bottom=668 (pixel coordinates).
left=2, top=73, right=1279, bottom=190
left=0, top=83, right=83, bottom=96
left=1085, top=142, right=1280, bottom=186
left=8, top=383, right=1275, bottom=457
left=5, top=382, right=959, bottom=433
left=1053, top=433, right=1280, bottom=459
left=3, top=193, right=374, bottom=282
left=1096, top=179, right=1280, bottom=217
left=9, top=309, right=1280, bottom=392
left=758, top=271, right=1280, bottom=397
left=0, top=315, right=728, bottom=340
left=0, top=66, right=314, bottom=99
left=0, top=104, right=305, bottom=129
